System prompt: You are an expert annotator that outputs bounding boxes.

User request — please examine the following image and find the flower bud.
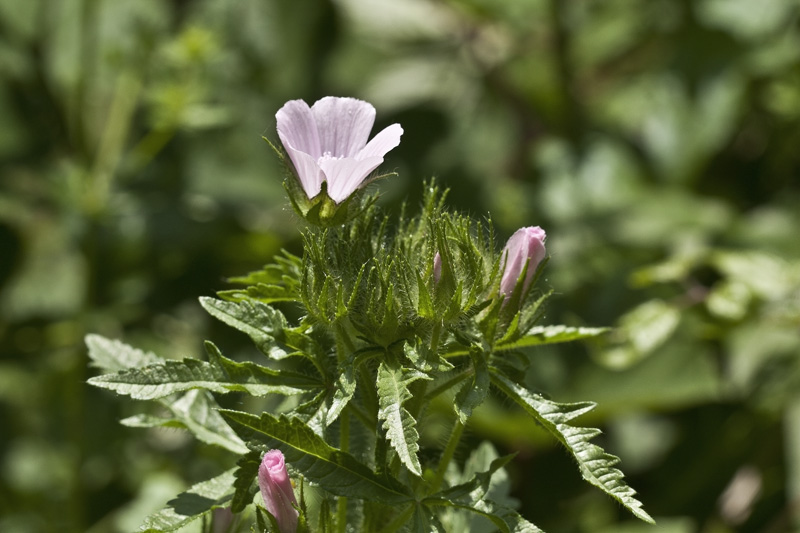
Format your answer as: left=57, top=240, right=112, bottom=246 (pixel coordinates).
left=258, top=450, right=298, bottom=533
left=500, top=226, right=546, bottom=300
left=433, top=252, right=442, bottom=284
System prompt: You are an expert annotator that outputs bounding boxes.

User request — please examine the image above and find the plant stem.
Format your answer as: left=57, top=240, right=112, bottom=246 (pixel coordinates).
left=337, top=411, right=350, bottom=533
left=377, top=504, right=415, bottom=533
left=430, top=419, right=465, bottom=493
left=424, top=369, right=472, bottom=402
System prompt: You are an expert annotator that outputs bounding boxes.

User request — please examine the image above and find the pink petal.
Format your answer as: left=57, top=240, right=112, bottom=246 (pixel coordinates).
left=311, top=97, right=376, bottom=158
left=357, top=124, right=403, bottom=160
left=318, top=156, right=383, bottom=203
left=276, top=100, right=322, bottom=157
left=281, top=142, right=325, bottom=199
left=500, top=226, right=546, bottom=297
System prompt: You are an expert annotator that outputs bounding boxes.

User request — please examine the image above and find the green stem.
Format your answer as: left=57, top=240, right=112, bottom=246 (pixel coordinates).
left=336, top=411, right=350, bottom=533
left=359, top=363, right=378, bottom=420
left=424, top=370, right=472, bottom=402
left=335, top=322, right=356, bottom=361
left=430, top=419, right=465, bottom=493
left=377, top=503, right=415, bottom=533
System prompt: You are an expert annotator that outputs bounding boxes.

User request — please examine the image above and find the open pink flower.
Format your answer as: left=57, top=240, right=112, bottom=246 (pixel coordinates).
left=276, top=97, right=403, bottom=204
left=258, top=450, right=298, bottom=533
left=500, top=226, right=547, bottom=299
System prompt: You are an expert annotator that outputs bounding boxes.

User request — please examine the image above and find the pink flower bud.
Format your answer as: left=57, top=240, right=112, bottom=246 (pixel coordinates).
left=433, top=252, right=442, bottom=283
left=258, top=450, right=298, bottom=533
left=499, top=226, right=546, bottom=300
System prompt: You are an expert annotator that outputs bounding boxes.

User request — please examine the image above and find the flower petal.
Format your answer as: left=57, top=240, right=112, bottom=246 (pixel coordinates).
left=318, top=156, right=383, bottom=203
left=500, top=226, right=546, bottom=298
left=276, top=99, right=321, bottom=157
left=357, top=123, right=403, bottom=160
left=311, top=97, right=376, bottom=158
left=282, top=142, right=325, bottom=199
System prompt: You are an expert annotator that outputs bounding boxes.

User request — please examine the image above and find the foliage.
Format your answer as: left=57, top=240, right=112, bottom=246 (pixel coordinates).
left=87, top=184, right=646, bottom=530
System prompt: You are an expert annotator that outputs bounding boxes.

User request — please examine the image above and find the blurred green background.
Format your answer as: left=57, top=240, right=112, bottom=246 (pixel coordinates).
left=1, top=0, right=799, bottom=532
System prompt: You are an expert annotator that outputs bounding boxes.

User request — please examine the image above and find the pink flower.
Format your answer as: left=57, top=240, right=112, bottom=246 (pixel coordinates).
left=258, top=450, right=298, bottom=533
left=276, top=97, right=403, bottom=204
left=499, top=226, right=547, bottom=299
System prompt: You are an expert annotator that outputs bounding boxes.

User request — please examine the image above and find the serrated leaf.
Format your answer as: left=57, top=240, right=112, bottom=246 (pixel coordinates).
left=200, top=297, right=290, bottom=359
left=120, top=390, right=248, bottom=454
left=138, top=469, right=235, bottom=532
left=86, top=334, right=162, bottom=373
left=88, top=342, right=321, bottom=400
left=376, top=361, right=429, bottom=476
left=232, top=450, right=261, bottom=513
left=489, top=369, right=654, bottom=524
left=327, top=346, right=385, bottom=425
left=495, top=325, right=609, bottom=351
left=220, top=410, right=413, bottom=504
left=454, top=348, right=490, bottom=424
left=167, top=390, right=248, bottom=454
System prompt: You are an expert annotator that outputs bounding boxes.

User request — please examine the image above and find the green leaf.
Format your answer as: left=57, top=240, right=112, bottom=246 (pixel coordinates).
left=86, top=334, right=162, bottom=373
left=410, top=507, right=446, bottom=532
left=220, top=410, right=413, bottom=505
left=232, top=450, right=261, bottom=513
left=495, top=325, right=609, bottom=351
left=376, top=361, right=430, bottom=476
left=200, top=297, right=291, bottom=359
left=328, top=347, right=385, bottom=425
left=489, top=370, right=654, bottom=524
left=426, top=453, right=540, bottom=533
left=138, top=469, right=235, bottom=532
left=430, top=499, right=543, bottom=533
left=88, top=342, right=321, bottom=400
left=454, top=348, right=489, bottom=424
left=121, top=390, right=248, bottom=454
left=433, top=453, right=516, bottom=503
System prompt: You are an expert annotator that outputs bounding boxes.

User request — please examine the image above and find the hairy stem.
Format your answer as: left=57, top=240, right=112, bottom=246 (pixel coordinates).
left=430, top=419, right=465, bottom=493
left=336, top=411, right=350, bottom=533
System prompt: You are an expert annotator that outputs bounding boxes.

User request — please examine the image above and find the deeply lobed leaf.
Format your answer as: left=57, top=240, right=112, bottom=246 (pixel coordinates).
left=489, top=369, right=654, bottom=524
left=88, top=342, right=321, bottom=400
left=376, top=360, right=430, bottom=476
